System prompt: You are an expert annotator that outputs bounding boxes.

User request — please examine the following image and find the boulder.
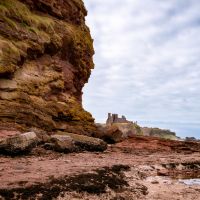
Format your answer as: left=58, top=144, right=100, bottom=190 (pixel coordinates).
left=96, top=122, right=143, bottom=143
left=0, top=132, right=38, bottom=155
left=55, top=132, right=107, bottom=152
left=96, top=124, right=123, bottom=144
left=49, top=135, right=75, bottom=153
left=105, top=126, right=124, bottom=143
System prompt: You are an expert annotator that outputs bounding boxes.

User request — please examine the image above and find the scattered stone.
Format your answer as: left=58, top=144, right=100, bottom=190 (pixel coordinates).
left=42, top=143, right=57, bottom=151
left=157, top=169, right=169, bottom=176
left=151, top=180, right=159, bottom=184
left=50, top=135, right=75, bottom=153
left=0, top=132, right=38, bottom=155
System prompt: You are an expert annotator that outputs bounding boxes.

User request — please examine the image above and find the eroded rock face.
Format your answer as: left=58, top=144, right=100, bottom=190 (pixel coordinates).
left=0, top=0, right=96, bottom=135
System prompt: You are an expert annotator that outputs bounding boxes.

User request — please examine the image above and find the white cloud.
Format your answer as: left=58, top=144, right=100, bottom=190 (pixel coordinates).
left=83, top=0, right=200, bottom=138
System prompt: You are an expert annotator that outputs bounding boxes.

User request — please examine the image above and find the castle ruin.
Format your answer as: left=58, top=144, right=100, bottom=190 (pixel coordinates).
left=106, top=113, right=132, bottom=125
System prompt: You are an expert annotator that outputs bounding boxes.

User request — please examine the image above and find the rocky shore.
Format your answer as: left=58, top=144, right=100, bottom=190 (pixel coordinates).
left=1, top=135, right=200, bottom=200
left=0, top=1, right=199, bottom=200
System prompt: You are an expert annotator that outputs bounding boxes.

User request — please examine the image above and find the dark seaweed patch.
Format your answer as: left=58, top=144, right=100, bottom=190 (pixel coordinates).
left=0, top=165, right=130, bottom=200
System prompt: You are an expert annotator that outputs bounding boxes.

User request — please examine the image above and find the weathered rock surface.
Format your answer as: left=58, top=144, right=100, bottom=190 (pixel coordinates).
left=0, top=131, right=107, bottom=155
left=96, top=124, right=123, bottom=143
left=115, top=135, right=200, bottom=153
left=0, top=0, right=96, bottom=135
left=48, top=134, right=75, bottom=153
left=0, top=131, right=38, bottom=154
left=54, top=132, right=107, bottom=152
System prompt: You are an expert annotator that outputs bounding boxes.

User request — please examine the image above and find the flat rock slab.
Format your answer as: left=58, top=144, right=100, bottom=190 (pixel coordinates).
left=55, top=132, right=107, bottom=152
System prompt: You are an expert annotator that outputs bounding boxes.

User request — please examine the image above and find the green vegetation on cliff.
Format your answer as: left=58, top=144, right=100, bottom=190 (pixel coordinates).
left=0, top=0, right=96, bottom=135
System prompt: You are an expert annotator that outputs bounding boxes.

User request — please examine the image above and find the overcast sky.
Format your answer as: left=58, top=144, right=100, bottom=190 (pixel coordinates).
left=83, top=0, right=200, bottom=138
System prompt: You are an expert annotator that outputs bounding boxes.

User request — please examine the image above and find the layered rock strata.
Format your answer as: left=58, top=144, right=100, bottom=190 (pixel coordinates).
left=0, top=0, right=96, bottom=135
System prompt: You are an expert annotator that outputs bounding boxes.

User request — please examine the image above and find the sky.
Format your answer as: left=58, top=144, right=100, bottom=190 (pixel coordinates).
left=83, top=0, right=200, bottom=139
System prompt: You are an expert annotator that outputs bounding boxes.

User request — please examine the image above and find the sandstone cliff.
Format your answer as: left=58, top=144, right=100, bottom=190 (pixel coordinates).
left=0, top=0, right=96, bottom=135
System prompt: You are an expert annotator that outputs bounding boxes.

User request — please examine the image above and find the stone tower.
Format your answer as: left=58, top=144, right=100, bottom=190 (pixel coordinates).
left=106, top=113, right=113, bottom=125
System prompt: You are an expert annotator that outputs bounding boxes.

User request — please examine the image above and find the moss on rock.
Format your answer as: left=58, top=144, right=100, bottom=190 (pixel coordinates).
left=0, top=0, right=96, bottom=135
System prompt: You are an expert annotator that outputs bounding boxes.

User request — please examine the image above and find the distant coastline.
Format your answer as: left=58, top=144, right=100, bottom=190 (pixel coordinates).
left=138, top=121, right=200, bottom=139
